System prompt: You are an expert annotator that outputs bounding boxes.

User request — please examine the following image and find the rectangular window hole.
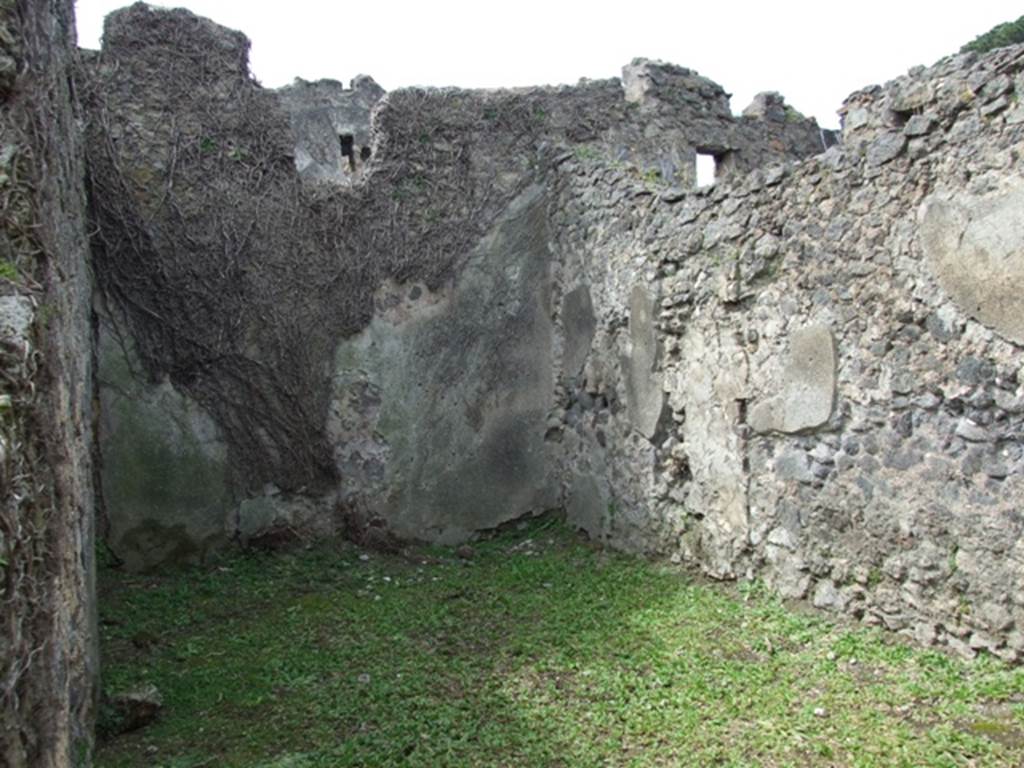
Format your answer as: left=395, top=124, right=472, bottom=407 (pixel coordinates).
left=695, top=149, right=736, bottom=188
left=339, top=133, right=356, bottom=171
left=695, top=152, right=716, bottom=188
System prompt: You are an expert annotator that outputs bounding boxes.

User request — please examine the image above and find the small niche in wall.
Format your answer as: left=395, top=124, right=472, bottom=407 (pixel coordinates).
left=360, top=146, right=372, bottom=162
left=339, top=133, right=356, bottom=171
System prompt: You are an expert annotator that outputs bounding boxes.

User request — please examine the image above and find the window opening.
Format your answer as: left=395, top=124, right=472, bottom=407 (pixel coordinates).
left=339, top=134, right=356, bottom=172
left=695, top=152, right=716, bottom=188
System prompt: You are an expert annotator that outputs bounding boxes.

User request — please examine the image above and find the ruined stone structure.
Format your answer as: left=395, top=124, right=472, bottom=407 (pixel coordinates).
left=11, top=6, right=1024, bottom=753
left=555, top=45, right=1024, bottom=662
left=84, top=3, right=831, bottom=568
left=76, top=4, right=1024, bottom=664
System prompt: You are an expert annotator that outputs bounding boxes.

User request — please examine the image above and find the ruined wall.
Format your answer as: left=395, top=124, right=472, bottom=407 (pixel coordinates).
left=85, top=3, right=829, bottom=569
left=0, top=0, right=96, bottom=763
left=554, top=44, right=1024, bottom=661
left=81, top=3, right=1024, bottom=663
left=621, top=60, right=837, bottom=186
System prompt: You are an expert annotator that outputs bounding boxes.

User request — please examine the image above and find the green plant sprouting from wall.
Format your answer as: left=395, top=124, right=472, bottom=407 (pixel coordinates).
left=961, top=15, right=1024, bottom=54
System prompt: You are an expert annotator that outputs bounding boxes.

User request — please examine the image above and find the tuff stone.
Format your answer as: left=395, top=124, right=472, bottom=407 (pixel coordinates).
left=956, top=356, right=997, bottom=385
left=866, top=132, right=907, bottom=166
left=980, top=95, right=1010, bottom=116
left=955, top=418, right=989, bottom=442
left=904, top=114, right=936, bottom=136
left=0, top=294, right=33, bottom=343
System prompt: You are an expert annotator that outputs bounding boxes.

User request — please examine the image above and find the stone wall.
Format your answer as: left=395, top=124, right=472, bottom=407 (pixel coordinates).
left=84, top=4, right=829, bottom=570
left=620, top=60, right=838, bottom=186
left=0, top=0, right=96, bottom=764
left=553, top=43, right=1024, bottom=661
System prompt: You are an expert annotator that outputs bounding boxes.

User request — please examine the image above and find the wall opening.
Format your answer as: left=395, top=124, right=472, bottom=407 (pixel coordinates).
left=339, top=133, right=356, bottom=171
left=888, top=108, right=911, bottom=128
left=360, top=145, right=372, bottom=162
left=696, top=149, right=737, bottom=187
left=695, top=152, right=716, bottom=188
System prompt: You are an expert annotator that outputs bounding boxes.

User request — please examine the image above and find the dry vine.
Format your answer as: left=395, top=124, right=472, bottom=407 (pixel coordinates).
left=82, top=4, right=624, bottom=498
left=1, top=1, right=50, bottom=761
left=2, top=0, right=95, bottom=764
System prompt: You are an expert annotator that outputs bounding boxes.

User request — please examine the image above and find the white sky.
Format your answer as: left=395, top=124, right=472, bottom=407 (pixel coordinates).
left=74, top=1, right=1022, bottom=129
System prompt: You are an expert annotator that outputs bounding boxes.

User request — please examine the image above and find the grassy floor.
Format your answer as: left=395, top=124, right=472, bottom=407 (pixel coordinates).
left=96, top=518, right=1024, bottom=767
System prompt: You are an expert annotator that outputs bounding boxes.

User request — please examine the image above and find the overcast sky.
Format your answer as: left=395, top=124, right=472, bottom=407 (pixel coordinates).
left=74, top=1, right=1021, bottom=129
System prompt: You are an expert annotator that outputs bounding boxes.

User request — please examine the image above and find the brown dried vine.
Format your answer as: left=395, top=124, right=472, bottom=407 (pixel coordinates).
left=2, top=0, right=96, bottom=764
left=82, top=3, right=617, bottom=497
left=0, top=3, right=50, bottom=761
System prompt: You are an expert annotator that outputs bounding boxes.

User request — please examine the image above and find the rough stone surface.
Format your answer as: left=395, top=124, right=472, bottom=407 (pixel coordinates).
left=866, top=131, right=906, bottom=165
left=556, top=40, right=1024, bottom=661
left=1, top=0, right=97, bottom=763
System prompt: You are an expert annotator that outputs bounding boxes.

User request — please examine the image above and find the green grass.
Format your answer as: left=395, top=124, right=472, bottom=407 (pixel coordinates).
left=96, top=519, right=1024, bottom=767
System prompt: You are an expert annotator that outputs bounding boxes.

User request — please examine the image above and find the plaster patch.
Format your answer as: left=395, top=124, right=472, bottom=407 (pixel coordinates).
left=749, top=324, right=836, bottom=434
left=920, top=184, right=1024, bottom=344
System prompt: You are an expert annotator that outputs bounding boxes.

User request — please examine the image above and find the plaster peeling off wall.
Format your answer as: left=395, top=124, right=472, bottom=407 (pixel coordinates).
left=674, top=322, right=751, bottom=579
left=919, top=181, right=1024, bottom=345
left=98, top=313, right=231, bottom=570
left=748, top=324, right=836, bottom=436
left=329, top=185, right=559, bottom=543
